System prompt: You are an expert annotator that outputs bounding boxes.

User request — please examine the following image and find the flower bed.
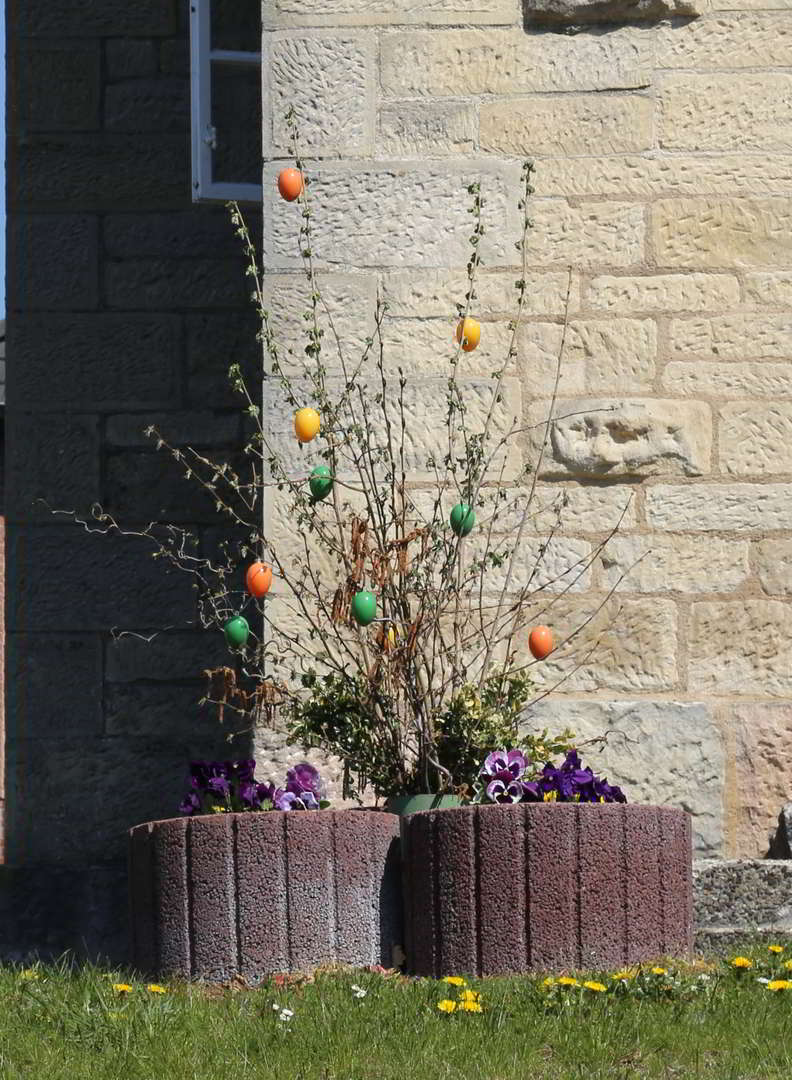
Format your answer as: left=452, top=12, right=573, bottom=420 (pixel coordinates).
left=129, top=809, right=402, bottom=981
left=401, top=802, right=692, bottom=976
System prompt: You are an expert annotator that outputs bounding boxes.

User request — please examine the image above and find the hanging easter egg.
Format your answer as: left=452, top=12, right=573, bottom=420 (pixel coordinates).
left=387, top=626, right=396, bottom=647
left=450, top=502, right=476, bottom=537
left=309, top=465, right=333, bottom=501
left=224, top=615, right=250, bottom=649
left=245, top=561, right=273, bottom=599
left=295, top=407, right=320, bottom=444
left=351, top=590, right=377, bottom=627
left=529, top=625, right=553, bottom=661
left=277, top=168, right=303, bottom=202
left=455, top=317, right=481, bottom=353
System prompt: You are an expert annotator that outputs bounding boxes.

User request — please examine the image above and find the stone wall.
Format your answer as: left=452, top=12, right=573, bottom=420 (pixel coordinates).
left=3, top=1, right=261, bottom=962
left=260, top=0, right=792, bottom=859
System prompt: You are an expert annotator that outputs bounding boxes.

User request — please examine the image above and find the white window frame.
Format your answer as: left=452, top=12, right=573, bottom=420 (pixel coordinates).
left=189, top=0, right=263, bottom=204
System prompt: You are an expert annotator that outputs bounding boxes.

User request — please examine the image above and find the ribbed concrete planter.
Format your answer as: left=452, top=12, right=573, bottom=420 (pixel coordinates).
left=129, top=810, right=401, bottom=981
left=402, top=803, right=693, bottom=975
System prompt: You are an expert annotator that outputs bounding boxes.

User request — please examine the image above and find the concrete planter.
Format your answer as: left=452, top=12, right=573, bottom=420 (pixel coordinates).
left=402, top=802, right=693, bottom=975
left=129, top=810, right=402, bottom=981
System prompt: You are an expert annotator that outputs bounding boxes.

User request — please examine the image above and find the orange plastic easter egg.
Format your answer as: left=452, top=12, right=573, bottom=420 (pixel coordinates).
left=455, top=317, right=481, bottom=352
left=246, top=562, right=273, bottom=599
left=294, top=407, right=320, bottom=443
left=529, top=625, right=553, bottom=660
left=277, top=168, right=303, bottom=202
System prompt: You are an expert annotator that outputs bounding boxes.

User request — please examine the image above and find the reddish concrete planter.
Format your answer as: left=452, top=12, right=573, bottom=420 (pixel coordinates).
left=402, top=803, right=693, bottom=976
left=129, top=810, right=401, bottom=981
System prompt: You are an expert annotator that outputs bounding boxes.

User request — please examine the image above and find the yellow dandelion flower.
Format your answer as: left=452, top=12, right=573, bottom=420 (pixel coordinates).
left=768, top=945, right=784, bottom=954
left=783, top=960, right=792, bottom=971
left=460, top=1000, right=483, bottom=1012
left=460, top=989, right=481, bottom=1003
left=766, top=980, right=792, bottom=991
left=19, top=969, right=40, bottom=980
left=437, top=999, right=457, bottom=1013
left=113, top=983, right=133, bottom=993
left=651, top=967, right=667, bottom=976
left=147, top=984, right=167, bottom=994
left=611, top=970, right=636, bottom=981
left=557, top=976, right=579, bottom=986
left=583, top=981, right=606, bottom=992
left=542, top=977, right=555, bottom=987
left=730, top=957, right=753, bottom=969
left=442, top=976, right=466, bottom=987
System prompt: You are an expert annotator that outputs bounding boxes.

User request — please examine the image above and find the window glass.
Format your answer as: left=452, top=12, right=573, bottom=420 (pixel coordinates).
left=211, top=0, right=261, bottom=52
left=211, top=62, right=262, bottom=185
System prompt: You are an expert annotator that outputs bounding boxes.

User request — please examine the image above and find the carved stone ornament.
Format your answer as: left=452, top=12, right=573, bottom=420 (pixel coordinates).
left=525, top=0, right=702, bottom=23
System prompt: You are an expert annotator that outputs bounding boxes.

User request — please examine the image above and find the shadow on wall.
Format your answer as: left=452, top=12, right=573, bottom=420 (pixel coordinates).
left=521, top=0, right=703, bottom=32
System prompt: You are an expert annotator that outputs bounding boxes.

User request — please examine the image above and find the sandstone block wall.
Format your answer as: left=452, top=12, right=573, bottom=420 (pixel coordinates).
left=261, top=0, right=792, bottom=858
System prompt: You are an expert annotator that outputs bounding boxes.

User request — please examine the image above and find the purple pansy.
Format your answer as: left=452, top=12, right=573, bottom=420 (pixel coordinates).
left=180, top=760, right=328, bottom=816
left=475, top=748, right=627, bottom=806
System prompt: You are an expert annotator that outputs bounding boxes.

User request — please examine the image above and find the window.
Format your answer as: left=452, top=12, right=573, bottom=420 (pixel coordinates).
left=190, top=0, right=262, bottom=203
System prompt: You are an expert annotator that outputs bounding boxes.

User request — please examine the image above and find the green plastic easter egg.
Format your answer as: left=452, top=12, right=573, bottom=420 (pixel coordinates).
left=309, top=465, right=333, bottom=501
left=450, top=502, right=476, bottom=537
left=223, top=615, right=250, bottom=649
left=351, top=590, right=377, bottom=627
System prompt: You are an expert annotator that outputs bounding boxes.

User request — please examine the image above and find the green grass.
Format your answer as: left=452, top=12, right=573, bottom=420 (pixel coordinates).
left=2, top=940, right=792, bottom=1079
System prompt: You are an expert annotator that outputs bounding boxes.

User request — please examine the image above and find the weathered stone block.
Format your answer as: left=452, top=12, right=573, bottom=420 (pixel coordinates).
left=531, top=398, right=711, bottom=478
left=529, top=483, right=638, bottom=533
left=269, top=33, right=373, bottom=155
left=105, top=259, right=248, bottom=310
left=745, top=271, right=792, bottom=307
left=528, top=202, right=645, bottom=267
left=261, top=272, right=378, bottom=372
left=106, top=630, right=230, bottom=683
left=9, top=215, right=99, bottom=310
left=660, top=74, right=792, bottom=152
left=105, top=39, right=159, bottom=81
left=653, top=199, right=792, bottom=268
left=538, top=154, right=792, bottom=199
left=6, top=527, right=195, bottom=632
left=105, top=683, right=220, bottom=739
left=657, top=12, right=792, bottom=69
left=519, top=319, right=656, bottom=397
left=671, top=314, right=791, bottom=360
left=599, top=535, right=750, bottom=593
left=381, top=317, right=513, bottom=376
left=480, top=94, right=653, bottom=156
left=19, top=1, right=176, bottom=35
left=185, top=312, right=261, bottom=408
left=104, top=452, right=237, bottom=525
left=381, top=29, right=654, bottom=95
left=382, top=269, right=578, bottom=318
left=379, top=101, right=477, bottom=157
left=525, top=699, right=723, bottom=857
left=647, top=484, right=792, bottom=533
left=754, top=539, right=792, bottom=598
left=6, top=635, right=103, bottom=739
left=106, top=411, right=240, bottom=449
left=663, top=362, right=792, bottom=400
left=527, top=0, right=701, bottom=22
left=104, top=209, right=249, bottom=259
left=5, top=413, right=100, bottom=523
left=587, top=273, right=740, bottom=313
left=159, top=38, right=190, bottom=77
left=266, top=0, right=516, bottom=24
left=731, top=704, right=792, bottom=857
left=18, top=40, right=100, bottom=131
left=522, top=596, right=678, bottom=692
left=720, top=403, right=792, bottom=477
left=689, top=601, right=792, bottom=697
left=11, top=314, right=180, bottom=411
left=265, top=164, right=516, bottom=269
left=11, top=134, right=187, bottom=209
left=469, top=534, right=593, bottom=594
left=105, top=79, right=190, bottom=133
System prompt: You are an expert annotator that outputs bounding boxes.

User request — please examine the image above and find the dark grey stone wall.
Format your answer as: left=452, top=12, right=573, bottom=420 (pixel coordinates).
left=4, top=0, right=262, bottom=965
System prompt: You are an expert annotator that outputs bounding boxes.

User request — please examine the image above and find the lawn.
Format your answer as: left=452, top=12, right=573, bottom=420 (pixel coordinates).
left=1, top=941, right=791, bottom=1079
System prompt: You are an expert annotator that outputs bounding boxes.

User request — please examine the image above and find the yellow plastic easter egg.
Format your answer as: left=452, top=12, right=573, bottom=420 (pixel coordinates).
left=294, top=407, right=320, bottom=444
left=455, top=317, right=481, bottom=353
